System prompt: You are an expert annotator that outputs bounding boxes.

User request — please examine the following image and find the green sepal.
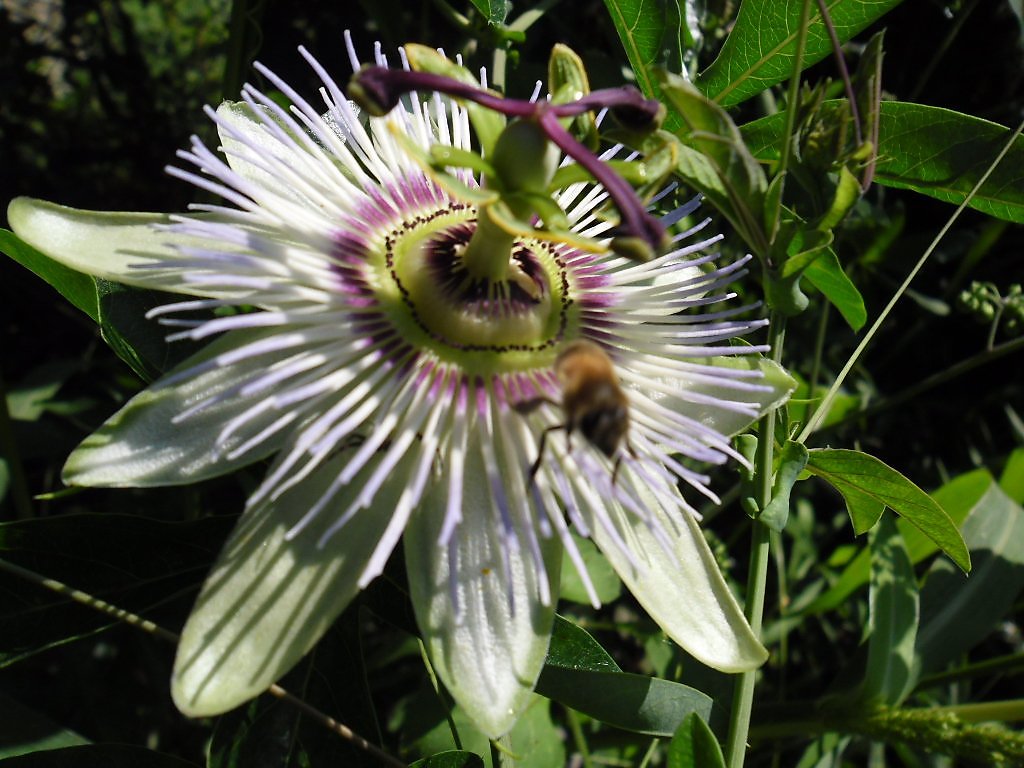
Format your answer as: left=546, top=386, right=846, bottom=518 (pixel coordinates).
left=736, top=433, right=760, bottom=518
left=759, top=440, right=810, bottom=531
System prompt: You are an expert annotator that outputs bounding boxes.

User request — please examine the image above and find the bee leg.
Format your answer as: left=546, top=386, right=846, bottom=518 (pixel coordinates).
left=513, top=395, right=559, bottom=415
left=528, top=424, right=565, bottom=483
left=611, top=441, right=638, bottom=487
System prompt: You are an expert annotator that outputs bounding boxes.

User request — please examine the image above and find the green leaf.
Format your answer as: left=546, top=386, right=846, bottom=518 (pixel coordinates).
left=862, top=514, right=919, bottom=705
left=536, top=666, right=713, bottom=737
left=558, top=534, right=622, bottom=605
left=802, top=248, right=867, bottom=331
left=806, top=448, right=971, bottom=572
left=409, top=752, right=486, bottom=768
left=0, top=692, right=89, bottom=758
left=804, top=469, right=989, bottom=615
left=915, top=481, right=1024, bottom=675
left=695, top=0, right=904, bottom=107
left=95, top=281, right=204, bottom=382
left=667, top=712, right=726, bottom=768
left=405, top=695, right=562, bottom=768
left=601, top=0, right=685, bottom=130
left=537, top=618, right=712, bottom=736
left=544, top=615, right=621, bottom=672
left=742, top=102, right=1024, bottom=224
left=659, top=71, right=769, bottom=255
left=0, top=229, right=99, bottom=321
left=999, top=446, right=1024, bottom=504
left=468, top=0, right=509, bottom=25
left=0, top=744, right=199, bottom=767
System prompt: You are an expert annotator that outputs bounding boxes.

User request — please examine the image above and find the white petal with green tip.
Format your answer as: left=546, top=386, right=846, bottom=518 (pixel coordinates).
left=404, top=447, right=561, bottom=739
left=172, top=449, right=405, bottom=716
left=591, top=486, right=768, bottom=672
left=7, top=197, right=248, bottom=297
left=63, top=330, right=296, bottom=487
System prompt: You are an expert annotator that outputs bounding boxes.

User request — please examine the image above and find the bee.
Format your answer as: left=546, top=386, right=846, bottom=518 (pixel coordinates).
left=515, top=339, right=633, bottom=482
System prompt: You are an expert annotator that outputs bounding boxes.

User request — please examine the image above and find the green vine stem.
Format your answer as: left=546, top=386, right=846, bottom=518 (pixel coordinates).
left=725, top=315, right=787, bottom=768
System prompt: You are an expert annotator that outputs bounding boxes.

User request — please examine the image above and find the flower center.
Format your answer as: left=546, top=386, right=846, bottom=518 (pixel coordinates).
left=384, top=207, right=571, bottom=373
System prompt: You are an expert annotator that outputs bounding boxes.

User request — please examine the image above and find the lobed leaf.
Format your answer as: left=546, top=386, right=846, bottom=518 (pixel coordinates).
left=804, top=469, right=989, bottom=615
left=802, top=247, right=867, bottom=331
left=807, top=448, right=970, bottom=572
left=601, top=0, right=685, bottom=130
left=468, top=0, right=510, bottom=25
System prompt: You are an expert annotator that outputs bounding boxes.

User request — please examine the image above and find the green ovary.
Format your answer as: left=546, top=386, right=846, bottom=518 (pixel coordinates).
left=384, top=215, right=568, bottom=373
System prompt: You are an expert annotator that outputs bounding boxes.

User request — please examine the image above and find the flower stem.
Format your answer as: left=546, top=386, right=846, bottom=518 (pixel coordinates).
left=725, top=315, right=786, bottom=768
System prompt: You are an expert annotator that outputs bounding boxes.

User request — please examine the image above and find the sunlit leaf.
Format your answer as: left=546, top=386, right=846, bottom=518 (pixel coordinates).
left=468, top=0, right=510, bottom=25
left=802, top=248, right=867, bottom=331
left=999, top=446, right=1024, bottom=504
left=915, top=482, right=1024, bottom=675
left=601, top=0, right=685, bottom=130
left=695, top=0, right=904, bottom=106
left=659, top=72, right=769, bottom=255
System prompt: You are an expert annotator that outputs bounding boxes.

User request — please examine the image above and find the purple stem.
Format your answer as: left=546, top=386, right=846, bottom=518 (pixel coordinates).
left=351, top=66, right=666, bottom=252
left=537, top=109, right=665, bottom=252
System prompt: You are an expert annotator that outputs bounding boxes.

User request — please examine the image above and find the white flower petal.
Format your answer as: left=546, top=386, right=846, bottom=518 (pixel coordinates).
left=692, top=356, right=796, bottom=438
left=404, top=445, right=561, bottom=739
left=635, top=355, right=795, bottom=440
left=63, top=330, right=294, bottom=487
left=591, top=486, right=767, bottom=672
left=215, top=102, right=308, bottom=198
left=172, top=450, right=403, bottom=716
left=6, top=197, right=244, bottom=296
